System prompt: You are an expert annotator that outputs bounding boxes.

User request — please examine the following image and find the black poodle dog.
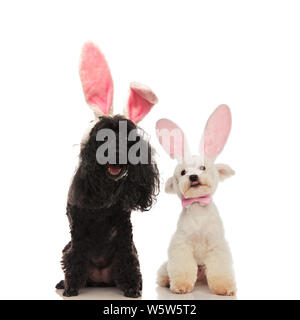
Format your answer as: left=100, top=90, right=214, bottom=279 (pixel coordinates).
left=56, top=115, right=159, bottom=297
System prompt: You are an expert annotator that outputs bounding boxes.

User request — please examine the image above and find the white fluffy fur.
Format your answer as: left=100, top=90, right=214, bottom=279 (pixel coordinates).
left=157, top=155, right=236, bottom=296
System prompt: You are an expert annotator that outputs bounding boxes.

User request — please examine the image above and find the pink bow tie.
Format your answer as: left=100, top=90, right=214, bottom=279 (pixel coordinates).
left=181, top=194, right=212, bottom=207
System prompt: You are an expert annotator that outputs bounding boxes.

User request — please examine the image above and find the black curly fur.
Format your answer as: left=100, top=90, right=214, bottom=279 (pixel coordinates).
left=56, top=115, right=159, bottom=297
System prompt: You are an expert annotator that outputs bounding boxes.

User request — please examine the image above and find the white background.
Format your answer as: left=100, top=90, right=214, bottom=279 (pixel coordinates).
left=0, top=0, right=300, bottom=300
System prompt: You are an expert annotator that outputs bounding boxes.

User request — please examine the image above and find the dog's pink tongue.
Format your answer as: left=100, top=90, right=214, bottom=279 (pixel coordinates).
left=108, top=166, right=121, bottom=175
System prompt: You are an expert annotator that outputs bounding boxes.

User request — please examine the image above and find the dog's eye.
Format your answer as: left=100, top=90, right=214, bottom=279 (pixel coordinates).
left=200, top=165, right=206, bottom=171
left=181, top=170, right=186, bottom=176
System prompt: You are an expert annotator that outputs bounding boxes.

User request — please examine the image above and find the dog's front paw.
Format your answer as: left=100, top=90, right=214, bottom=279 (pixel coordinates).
left=63, top=287, right=79, bottom=297
left=208, top=276, right=236, bottom=296
left=55, top=280, right=65, bottom=289
left=124, top=288, right=141, bottom=298
left=170, top=281, right=194, bottom=294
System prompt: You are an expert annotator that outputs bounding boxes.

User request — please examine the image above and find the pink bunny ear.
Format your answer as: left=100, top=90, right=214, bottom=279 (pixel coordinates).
left=156, top=119, right=190, bottom=160
left=79, top=42, right=113, bottom=116
left=203, top=104, right=232, bottom=159
left=125, top=82, right=158, bottom=123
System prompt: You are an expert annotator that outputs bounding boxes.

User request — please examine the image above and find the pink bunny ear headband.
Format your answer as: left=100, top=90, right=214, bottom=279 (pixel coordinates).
left=156, top=105, right=232, bottom=207
left=155, top=104, right=232, bottom=161
left=79, top=42, right=158, bottom=123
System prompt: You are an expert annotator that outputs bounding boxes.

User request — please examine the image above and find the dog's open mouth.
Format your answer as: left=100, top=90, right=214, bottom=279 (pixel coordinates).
left=106, top=164, right=128, bottom=181
left=191, top=181, right=201, bottom=187
left=183, top=182, right=211, bottom=198
left=107, top=164, right=122, bottom=176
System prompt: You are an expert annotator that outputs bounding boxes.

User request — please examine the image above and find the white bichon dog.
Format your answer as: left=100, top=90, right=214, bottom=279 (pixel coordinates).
left=155, top=105, right=236, bottom=296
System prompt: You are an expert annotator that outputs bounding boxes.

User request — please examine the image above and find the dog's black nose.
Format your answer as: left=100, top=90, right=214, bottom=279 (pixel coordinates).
left=189, top=175, right=198, bottom=182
